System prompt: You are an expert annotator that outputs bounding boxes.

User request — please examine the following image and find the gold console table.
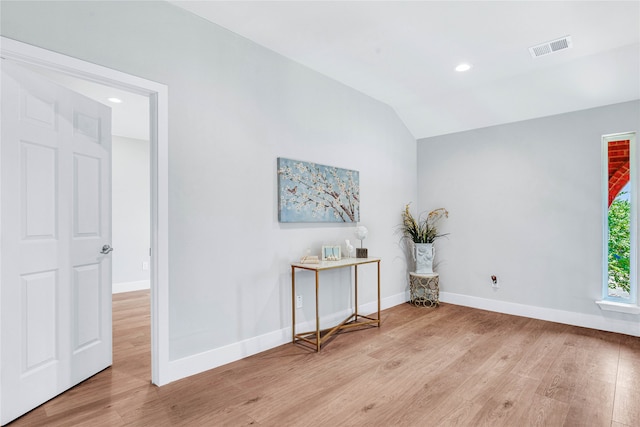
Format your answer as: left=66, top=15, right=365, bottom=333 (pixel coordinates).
left=291, top=257, right=381, bottom=352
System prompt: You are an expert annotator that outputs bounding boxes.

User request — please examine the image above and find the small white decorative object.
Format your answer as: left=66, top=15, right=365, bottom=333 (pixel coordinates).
left=300, top=248, right=319, bottom=264
left=345, top=239, right=354, bottom=258
left=355, top=226, right=368, bottom=258
left=300, top=255, right=319, bottom=264
left=355, top=226, right=368, bottom=241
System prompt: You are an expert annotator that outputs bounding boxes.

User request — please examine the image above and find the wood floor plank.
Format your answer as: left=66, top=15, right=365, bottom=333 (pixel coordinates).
left=512, top=393, right=569, bottom=427
left=511, top=320, right=571, bottom=381
left=618, top=333, right=640, bottom=360
left=612, top=384, right=640, bottom=427
left=7, top=292, right=640, bottom=426
left=535, top=344, right=581, bottom=403
left=434, top=399, right=485, bottom=427
left=453, top=318, right=542, bottom=404
left=467, top=373, right=540, bottom=427
left=617, top=354, right=640, bottom=390
left=564, top=377, right=615, bottom=427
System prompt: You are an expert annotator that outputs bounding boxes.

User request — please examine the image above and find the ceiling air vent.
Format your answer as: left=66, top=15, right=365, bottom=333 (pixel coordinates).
left=529, top=36, right=572, bottom=58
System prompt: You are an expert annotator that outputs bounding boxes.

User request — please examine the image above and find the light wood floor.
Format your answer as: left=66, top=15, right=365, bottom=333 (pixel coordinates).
left=9, top=290, right=640, bottom=426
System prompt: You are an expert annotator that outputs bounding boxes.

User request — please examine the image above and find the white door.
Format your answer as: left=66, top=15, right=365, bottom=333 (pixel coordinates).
left=0, top=59, right=113, bottom=425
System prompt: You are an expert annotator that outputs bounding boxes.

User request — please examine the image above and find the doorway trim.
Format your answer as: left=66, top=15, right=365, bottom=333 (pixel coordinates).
left=0, top=37, right=170, bottom=385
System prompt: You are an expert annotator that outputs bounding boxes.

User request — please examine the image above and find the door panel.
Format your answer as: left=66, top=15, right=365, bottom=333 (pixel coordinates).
left=22, top=88, right=57, bottom=129
left=74, top=153, right=102, bottom=236
left=1, top=59, right=112, bottom=425
left=73, top=263, right=102, bottom=349
left=22, top=270, right=57, bottom=370
left=22, top=142, right=58, bottom=238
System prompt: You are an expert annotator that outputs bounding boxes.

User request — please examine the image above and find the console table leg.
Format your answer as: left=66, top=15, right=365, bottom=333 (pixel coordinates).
left=315, top=270, right=320, bottom=352
left=377, top=261, right=381, bottom=324
left=354, top=265, right=359, bottom=318
left=291, top=266, right=296, bottom=343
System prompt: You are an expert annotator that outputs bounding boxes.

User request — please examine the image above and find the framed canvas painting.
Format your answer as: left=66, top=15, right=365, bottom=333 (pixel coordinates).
left=277, top=158, right=360, bottom=223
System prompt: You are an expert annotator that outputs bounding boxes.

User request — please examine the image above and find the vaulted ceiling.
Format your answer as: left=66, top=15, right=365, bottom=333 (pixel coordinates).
left=170, top=1, right=640, bottom=139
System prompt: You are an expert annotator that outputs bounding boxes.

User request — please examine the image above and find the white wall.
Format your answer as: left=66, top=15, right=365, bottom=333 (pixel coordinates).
left=0, top=1, right=417, bottom=370
left=417, top=101, right=640, bottom=336
left=112, top=136, right=150, bottom=293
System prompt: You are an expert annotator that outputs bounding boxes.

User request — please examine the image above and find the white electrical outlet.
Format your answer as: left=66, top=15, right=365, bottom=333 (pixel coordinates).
left=296, top=295, right=303, bottom=309
left=142, top=261, right=149, bottom=271
left=491, top=275, right=499, bottom=289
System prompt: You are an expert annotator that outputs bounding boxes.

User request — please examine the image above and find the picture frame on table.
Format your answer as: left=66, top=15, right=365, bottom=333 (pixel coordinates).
left=321, top=246, right=341, bottom=261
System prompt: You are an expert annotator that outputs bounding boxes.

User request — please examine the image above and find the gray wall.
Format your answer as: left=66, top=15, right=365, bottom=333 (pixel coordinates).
left=1, top=1, right=417, bottom=362
left=417, top=101, right=639, bottom=319
left=112, top=136, right=150, bottom=290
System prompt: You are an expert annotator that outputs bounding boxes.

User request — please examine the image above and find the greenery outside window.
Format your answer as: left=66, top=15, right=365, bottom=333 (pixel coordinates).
left=603, top=132, right=637, bottom=305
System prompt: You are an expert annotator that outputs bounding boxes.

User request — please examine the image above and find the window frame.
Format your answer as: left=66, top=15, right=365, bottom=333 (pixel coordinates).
left=601, top=132, right=638, bottom=306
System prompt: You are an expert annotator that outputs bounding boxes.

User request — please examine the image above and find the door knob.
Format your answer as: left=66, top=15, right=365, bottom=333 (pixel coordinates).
left=100, top=244, right=114, bottom=254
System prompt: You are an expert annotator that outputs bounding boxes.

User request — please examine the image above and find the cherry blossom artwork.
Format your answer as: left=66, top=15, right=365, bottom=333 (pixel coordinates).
left=277, top=157, right=360, bottom=223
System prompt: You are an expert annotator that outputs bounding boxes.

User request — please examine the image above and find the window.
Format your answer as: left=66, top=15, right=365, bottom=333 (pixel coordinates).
left=603, top=132, right=637, bottom=306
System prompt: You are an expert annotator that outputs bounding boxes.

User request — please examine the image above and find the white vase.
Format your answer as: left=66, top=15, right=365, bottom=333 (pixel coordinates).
left=414, top=242, right=434, bottom=274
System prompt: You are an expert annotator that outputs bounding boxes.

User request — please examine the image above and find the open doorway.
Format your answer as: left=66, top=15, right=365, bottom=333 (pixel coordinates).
left=42, top=73, right=154, bottom=387
left=1, top=38, right=170, bottom=418
left=23, top=66, right=153, bottom=295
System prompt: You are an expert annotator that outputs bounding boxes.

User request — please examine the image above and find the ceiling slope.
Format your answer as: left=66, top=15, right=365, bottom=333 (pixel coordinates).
left=170, top=1, right=640, bottom=139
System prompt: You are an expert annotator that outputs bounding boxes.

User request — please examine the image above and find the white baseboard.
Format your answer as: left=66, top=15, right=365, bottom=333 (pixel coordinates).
left=163, top=291, right=409, bottom=384
left=165, top=327, right=291, bottom=385
left=440, top=291, right=640, bottom=337
left=162, top=289, right=639, bottom=385
left=112, top=280, right=150, bottom=294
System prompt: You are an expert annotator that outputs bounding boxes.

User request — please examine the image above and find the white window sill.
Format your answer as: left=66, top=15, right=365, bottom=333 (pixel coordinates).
left=596, top=300, right=640, bottom=314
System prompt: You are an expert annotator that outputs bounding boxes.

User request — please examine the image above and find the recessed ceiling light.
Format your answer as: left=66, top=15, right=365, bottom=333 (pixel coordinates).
left=107, top=97, right=122, bottom=103
left=455, top=63, right=472, bottom=72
